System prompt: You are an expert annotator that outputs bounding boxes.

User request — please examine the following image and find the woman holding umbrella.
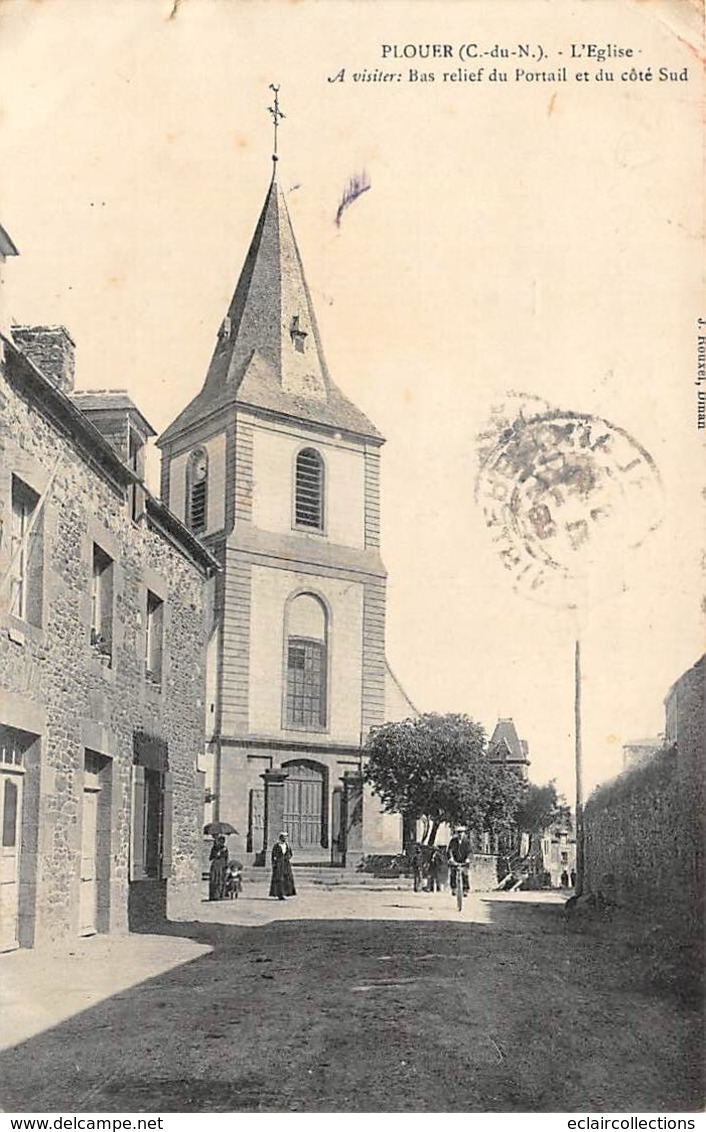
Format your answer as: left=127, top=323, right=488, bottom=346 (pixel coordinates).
left=208, top=835, right=229, bottom=900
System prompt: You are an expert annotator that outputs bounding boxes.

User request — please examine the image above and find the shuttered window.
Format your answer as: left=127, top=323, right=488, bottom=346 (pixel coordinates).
left=10, top=476, right=43, bottom=625
left=187, top=448, right=209, bottom=534
left=91, top=544, right=113, bottom=663
left=130, top=738, right=172, bottom=881
left=190, top=480, right=207, bottom=532
left=294, top=448, right=324, bottom=530
left=145, top=590, right=164, bottom=684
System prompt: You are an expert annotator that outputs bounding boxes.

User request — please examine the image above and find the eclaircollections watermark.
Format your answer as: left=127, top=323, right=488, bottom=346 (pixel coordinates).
left=697, top=317, right=706, bottom=431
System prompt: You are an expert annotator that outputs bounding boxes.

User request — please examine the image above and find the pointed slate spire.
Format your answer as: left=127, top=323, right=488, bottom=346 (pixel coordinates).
left=160, top=170, right=381, bottom=445
left=202, top=178, right=330, bottom=404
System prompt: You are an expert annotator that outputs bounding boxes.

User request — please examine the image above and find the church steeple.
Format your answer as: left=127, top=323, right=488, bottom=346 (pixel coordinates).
left=159, top=118, right=380, bottom=446
left=157, top=95, right=395, bottom=871
left=203, top=178, right=330, bottom=405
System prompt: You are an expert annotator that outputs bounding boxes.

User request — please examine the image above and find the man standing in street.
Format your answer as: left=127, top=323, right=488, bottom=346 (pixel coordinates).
left=411, top=843, right=424, bottom=892
left=448, top=826, right=472, bottom=897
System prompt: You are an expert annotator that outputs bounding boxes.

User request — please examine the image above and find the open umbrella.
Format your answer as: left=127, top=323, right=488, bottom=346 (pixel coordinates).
left=204, top=821, right=239, bottom=836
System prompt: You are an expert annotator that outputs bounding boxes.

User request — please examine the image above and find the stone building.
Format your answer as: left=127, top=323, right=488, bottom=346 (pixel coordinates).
left=157, top=160, right=411, bottom=866
left=0, top=307, right=217, bottom=950
left=529, top=825, right=577, bottom=888
left=488, top=718, right=530, bottom=779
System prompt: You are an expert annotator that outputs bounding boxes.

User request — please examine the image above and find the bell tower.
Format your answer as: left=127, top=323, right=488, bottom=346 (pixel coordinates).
left=157, top=93, right=396, bottom=864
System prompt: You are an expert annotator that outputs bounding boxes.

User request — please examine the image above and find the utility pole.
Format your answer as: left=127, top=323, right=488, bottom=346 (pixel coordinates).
left=574, top=637, right=584, bottom=897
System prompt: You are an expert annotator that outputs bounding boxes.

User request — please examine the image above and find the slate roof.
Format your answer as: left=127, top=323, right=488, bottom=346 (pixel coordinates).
left=159, top=175, right=382, bottom=447
left=488, top=718, right=530, bottom=764
left=1, top=334, right=218, bottom=576
left=71, top=391, right=156, bottom=438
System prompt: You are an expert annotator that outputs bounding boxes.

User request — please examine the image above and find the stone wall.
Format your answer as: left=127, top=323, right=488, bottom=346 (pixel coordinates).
left=0, top=341, right=210, bottom=947
left=469, top=853, right=501, bottom=892
left=585, top=750, right=681, bottom=910
left=584, top=719, right=703, bottom=944
left=357, top=851, right=499, bottom=891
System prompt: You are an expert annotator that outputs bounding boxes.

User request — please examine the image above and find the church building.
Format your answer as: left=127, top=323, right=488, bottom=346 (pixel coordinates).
left=157, top=144, right=410, bottom=865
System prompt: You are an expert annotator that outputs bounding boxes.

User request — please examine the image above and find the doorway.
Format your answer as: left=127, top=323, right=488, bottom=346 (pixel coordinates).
left=79, top=768, right=100, bottom=936
left=0, top=768, right=23, bottom=952
left=79, top=751, right=111, bottom=937
left=282, top=761, right=327, bottom=851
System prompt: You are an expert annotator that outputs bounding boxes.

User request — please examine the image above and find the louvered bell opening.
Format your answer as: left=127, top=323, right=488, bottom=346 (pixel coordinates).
left=190, top=480, right=207, bottom=533
left=295, top=450, right=323, bottom=529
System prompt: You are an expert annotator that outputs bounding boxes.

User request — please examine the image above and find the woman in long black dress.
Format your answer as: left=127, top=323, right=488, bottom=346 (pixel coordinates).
left=269, top=832, right=296, bottom=900
left=209, top=834, right=228, bottom=900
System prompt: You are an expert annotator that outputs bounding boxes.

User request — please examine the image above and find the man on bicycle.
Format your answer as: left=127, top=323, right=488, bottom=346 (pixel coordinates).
left=448, top=826, right=472, bottom=896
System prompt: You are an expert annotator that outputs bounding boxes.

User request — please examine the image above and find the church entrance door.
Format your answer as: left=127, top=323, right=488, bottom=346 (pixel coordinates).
left=282, top=762, right=325, bottom=851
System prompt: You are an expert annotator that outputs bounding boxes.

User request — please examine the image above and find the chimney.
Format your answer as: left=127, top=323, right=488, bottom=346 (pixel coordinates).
left=12, top=325, right=76, bottom=395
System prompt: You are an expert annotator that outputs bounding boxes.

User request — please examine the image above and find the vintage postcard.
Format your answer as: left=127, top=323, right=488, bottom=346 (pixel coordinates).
left=0, top=0, right=703, bottom=1119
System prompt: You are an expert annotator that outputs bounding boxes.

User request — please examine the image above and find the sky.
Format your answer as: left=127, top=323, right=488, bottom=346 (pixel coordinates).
left=0, top=0, right=703, bottom=800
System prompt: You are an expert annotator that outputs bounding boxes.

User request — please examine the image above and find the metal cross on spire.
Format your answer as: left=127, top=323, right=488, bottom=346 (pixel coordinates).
left=268, top=84, right=285, bottom=170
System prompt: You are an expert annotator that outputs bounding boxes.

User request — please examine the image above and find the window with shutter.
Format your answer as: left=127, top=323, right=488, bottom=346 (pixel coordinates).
left=294, top=448, right=324, bottom=530
left=187, top=448, right=209, bottom=534
left=130, top=765, right=147, bottom=881
left=145, top=591, right=164, bottom=685
left=131, top=737, right=171, bottom=882
left=90, top=543, right=113, bottom=664
left=9, top=476, right=43, bottom=626
left=160, top=771, right=173, bottom=879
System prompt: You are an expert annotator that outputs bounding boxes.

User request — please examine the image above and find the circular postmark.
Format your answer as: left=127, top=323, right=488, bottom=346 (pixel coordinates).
left=475, top=397, right=663, bottom=609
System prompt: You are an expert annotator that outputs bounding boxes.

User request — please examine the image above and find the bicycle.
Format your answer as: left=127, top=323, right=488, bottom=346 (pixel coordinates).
left=450, top=861, right=470, bottom=911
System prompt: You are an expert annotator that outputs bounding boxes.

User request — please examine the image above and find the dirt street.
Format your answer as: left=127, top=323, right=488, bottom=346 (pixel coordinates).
left=0, top=884, right=702, bottom=1113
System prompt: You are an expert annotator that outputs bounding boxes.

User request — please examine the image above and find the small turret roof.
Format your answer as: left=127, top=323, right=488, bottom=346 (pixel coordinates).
left=488, top=718, right=530, bottom=765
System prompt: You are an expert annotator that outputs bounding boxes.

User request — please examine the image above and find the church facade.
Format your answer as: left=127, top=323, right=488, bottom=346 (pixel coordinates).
left=158, top=169, right=409, bottom=865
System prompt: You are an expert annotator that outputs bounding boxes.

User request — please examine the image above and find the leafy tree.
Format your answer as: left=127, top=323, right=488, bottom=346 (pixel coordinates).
left=514, top=780, right=571, bottom=834
left=363, top=712, right=524, bottom=845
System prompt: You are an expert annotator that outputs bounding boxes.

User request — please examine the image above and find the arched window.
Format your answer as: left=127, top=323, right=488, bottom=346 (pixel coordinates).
left=294, top=448, right=324, bottom=531
left=186, top=448, right=209, bottom=534
left=284, top=593, right=328, bottom=729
